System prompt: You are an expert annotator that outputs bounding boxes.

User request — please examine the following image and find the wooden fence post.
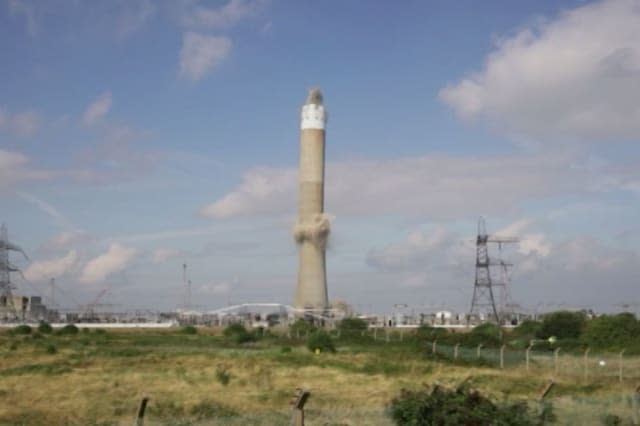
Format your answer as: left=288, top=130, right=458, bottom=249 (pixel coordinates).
left=618, top=349, right=625, bottom=383
left=583, top=348, right=591, bottom=383
left=291, top=388, right=311, bottom=426
left=539, top=380, right=554, bottom=400
left=476, top=344, right=483, bottom=359
left=134, top=396, right=149, bottom=426
left=526, top=344, right=533, bottom=372
left=631, top=385, right=640, bottom=426
left=500, top=345, right=506, bottom=369
left=553, top=348, right=561, bottom=377
left=454, top=343, right=460, bottom=360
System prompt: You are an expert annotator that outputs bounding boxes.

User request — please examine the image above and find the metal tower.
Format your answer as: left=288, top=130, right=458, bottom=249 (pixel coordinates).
left=0, top=224, right=28, bottom=320
left=469, top=218, right=518, bottom=324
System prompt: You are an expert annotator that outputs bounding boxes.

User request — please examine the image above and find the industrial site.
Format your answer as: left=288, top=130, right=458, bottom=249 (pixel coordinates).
left=2, top=0, right=640, bottom=424
left=4, top=90, right=547, bottom=330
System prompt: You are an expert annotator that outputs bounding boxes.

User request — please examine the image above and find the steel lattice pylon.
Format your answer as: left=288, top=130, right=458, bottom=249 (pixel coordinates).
left=0, top=224, right=27, bottom=320
left=469, top=218, right=518, bottom=324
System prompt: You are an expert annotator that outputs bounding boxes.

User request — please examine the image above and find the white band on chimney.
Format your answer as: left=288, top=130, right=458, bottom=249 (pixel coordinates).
left=301, top=104, right=326, bottom=130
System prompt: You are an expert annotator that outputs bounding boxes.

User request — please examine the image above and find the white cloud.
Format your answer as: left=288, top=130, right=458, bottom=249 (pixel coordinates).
left=494, top=219, right=552, bottom=257
left=366, top=226, right=456, bottom=271
left=83, top=92, right=112, bottom=126
left=79, top=243, right=138, bottom=284
left=152, top=248, right=182, bottom=263
left=181, top=0, right=264, bottom=29
left=15, top=191, right=75, bottom=230
left=202, top=154, right=592, bottom=220
left=200, top=281, right=231, bottom=295
left=440, top=0, right=640, bottom=142
left=24, top=250, right=78, bottom=282
left=115, top=0, right=155, bottom=39
left=179, top=32, right=232, bottom=81
left=0, top=108, right=39, bottom=137
left=8, top=0, right=39, bottom=37
left=201, top=167, right=296, bottom=218
left=0, top=149, right=52, bottom=188
left=42, top=231, right=92, bottom=251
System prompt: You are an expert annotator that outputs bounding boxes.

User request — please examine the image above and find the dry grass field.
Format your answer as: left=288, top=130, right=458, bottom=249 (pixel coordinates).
left=0, top=327, right=637, bottom=425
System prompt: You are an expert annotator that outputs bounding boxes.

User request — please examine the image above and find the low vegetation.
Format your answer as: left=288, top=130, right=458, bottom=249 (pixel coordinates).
left=0, top=313, right=637, bottom=424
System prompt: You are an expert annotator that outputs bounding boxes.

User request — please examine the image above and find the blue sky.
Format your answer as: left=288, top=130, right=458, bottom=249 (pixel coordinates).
left=1, top=0, right=640, bottom=314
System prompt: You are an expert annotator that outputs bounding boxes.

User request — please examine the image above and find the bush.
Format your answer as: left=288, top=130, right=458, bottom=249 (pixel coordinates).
left=513, top=320, right=542, bottom=338
left=583, top=313, right=640, bottom=349
left=58, top=324, right=79, bottom=335
left=537, top=311, right=585, bottom=340
left=389, top=385, right=555, bottom=425
left=337, top=317, right=368, bottom=334
left=181, top=325, right=198, bottom=335
left=37, top=322, right=53, bottom=334
left=223, top=323, right=256, bottom=344
left=12, top=325, right=32, bottom=335
left=289, top=319, right=317, bottom=337
left=215, top=364, right=231, bottom=386
left=307, top=330, right=336, bottom=353
left=46, top=344, right=57, bottom=355
left=415, top=325, right=448, bottom=341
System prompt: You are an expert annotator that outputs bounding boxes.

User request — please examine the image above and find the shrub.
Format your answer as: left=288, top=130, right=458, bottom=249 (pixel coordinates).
left=389, top=385, right=555, bottom=425
left=583, top=313, right=640, bottom=349
left=337, top=317, right=368, bottom=334
left=12, top=325, right=32, bottom=335
left=537, top=311, right=585, bottom=340
left=289, top=319, right=317, bottom=337
left=307, top=330, right=336, bottom=353
left=181, top=325, right=198, bottom=335
left=58, top=324, right=79, bottom=335
left=46, top=344, right=57, bottom=355
left=280, top=346, right=292, bottom=353
left=415, top=325, right=448, bottom=340
left=223, top=323, right=247, bottom=337
left=513, top=320, right=542, bottom=338
left=223, top=323, right=256, bottom=344
left=215, top=364, right=231, bottom=386
left=37, top=322, right=53, bottom=334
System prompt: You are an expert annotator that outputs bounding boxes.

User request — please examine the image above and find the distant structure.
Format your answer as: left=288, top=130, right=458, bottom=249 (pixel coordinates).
left=0, top=224, right=28, bottom=320
left=469, top=218, right=518, bottom=324
left=293, top=88, right=330, bottom=313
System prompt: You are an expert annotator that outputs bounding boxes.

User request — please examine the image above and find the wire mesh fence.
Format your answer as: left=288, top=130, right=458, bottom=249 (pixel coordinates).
left=426, top=340, right=640, bottom=383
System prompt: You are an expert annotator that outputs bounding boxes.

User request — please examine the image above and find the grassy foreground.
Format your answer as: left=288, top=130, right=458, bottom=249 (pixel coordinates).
left=0, top=327, right=636, bottom=425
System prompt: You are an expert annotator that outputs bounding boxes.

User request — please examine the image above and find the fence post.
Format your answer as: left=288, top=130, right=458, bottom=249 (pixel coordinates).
left=500, top=345, right=506, bottom=369
left=632, top=385, right=640, bottom=426
left=553, top=348, right=561, bottom=377
left=618, top=349, right=625, bottom=383
left=454, top=343, right=460, bottom=360
left=134, top=396, right=149, bottom=426
left=432, top=340, right=437, bottom=355
left=583, top=348, right=591, bottom=384
left=476, top=344, right=483, bottom=359
left=291, top=388, right=311, bottom=426
left=526, top=344, right=533, bottom=371
left=539, top=380, right=555, bottom=400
